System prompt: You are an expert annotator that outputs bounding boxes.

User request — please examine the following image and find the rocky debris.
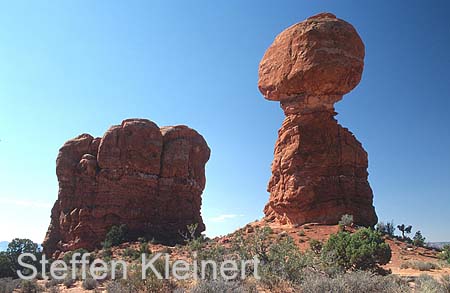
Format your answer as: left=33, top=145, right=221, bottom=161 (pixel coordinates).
left=43, top=119, right=210, bottom=257
left=259, top=13, right=377, bottom=227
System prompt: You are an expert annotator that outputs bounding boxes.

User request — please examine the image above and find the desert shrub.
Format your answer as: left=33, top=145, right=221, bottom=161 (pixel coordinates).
left=400, top=260, right=440, bottom=271
left=45, top=278, right=62, bottom=288
left=231, top=226, right=272, bottom=263
left=0, top=277, right=21, bottom=293
left=106, top=280, right=138, bottom=293
left=122, top=248, right=140, bottom=260
left=413, top=231, right=426, bottom=247
left=415, top=274, right=445, bottom=292
left=191, top=280, right=257, bottom=293
left=440, top=244, right=450, bottom=264
left=63, top=275, right=75, bottom=288
left=48, top=286, right=60, bottom=293
left=321, top=228, right=391, bottom=271
left=102, top=247, right=113, bottom=262
left=309, top=239, right=323, bottom=255
left=298, top=230, right=305, bottom=237
left=181, top=224, right=207, bottom=252
left=109, top=262, right=174, bottom=293
left=82, top=277, right=97, bottom=290
left=338, top=214, right=354, bottom=227
left=261, top=236, right=311, bottom=285
left=376, top=221, right=395, bottom=237
left=139, top=242, right=150, bottom=256
left=63, top=248, right=89, bottom=265
left=18, top=280, right=43, bottom=293
left=300, top=270, right=409, bottom=293
left=103, top=225, right=128, bottom=249
left=231, top=228, right=311, bottom=286
left=441, top=274, right=450, bottom=292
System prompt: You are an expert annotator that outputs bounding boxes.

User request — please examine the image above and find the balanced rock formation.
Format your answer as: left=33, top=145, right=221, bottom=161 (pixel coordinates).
left=259, top=13, right=377, bottom=226
left=43, top=119, right=210, bottom=256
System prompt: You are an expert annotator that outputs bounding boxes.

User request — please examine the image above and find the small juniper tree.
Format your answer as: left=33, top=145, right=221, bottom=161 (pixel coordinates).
left=397, top=224, right=412, bottom=239
left=103, top=224, right=128, bottom=249
left=413, top=231, right=426, bottom=247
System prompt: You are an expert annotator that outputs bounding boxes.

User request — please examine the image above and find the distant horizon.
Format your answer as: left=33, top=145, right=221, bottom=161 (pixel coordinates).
left=1, top=1, right=450, bottom=243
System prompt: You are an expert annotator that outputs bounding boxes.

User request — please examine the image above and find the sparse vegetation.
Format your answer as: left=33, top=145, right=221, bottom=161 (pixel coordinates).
left=300, top=270, right=409, bottom=293
left=63, top=275, right=76, bottom=288
left=123, top=247, right=141, bottom=260
left=338, top=214, right=354, bottom=227
left=82, top=278, right=97, bottom=290
left=63, top=248, right=89, bottom=265
left=400, top=260, right=440, bottom=271
left=415, top=274, right=447, bottom=292
left=18, top=280, right=43, bottom=293
left=0, top=278, right=21, bottom=293
left=191, top=280, right=257, bottom=293
left=376, top=220, right=396, bottom=237
left=441, top=274, right=450, bottom=292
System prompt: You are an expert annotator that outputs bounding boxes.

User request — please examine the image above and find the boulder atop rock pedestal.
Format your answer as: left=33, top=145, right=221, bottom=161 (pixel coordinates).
left=258, top=12, right=365, bottom=103
left=43, top=118, right=210, bottom=257
left=259, top=13, right=378, bottom=227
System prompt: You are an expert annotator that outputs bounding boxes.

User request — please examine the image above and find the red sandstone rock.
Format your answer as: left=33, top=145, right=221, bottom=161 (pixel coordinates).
left=260, top=13, right=377, bottom=227
left=43, top=119, right=210, bottom=257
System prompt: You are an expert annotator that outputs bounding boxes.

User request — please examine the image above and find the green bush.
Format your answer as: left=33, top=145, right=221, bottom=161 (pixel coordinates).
left=231, top=226, right=272, bottom=263
left=321, top=228, right=391, bottom=271
left=122, top=248, right=141, bottom=260
left=412, top=231, right=426, bottom=247
left=262, top=236, right=311, bottom=284
left=63, top=248, right=89, bottom=265
left=440, top=244, right=450, bottom=264
left=309, top=239, right=323, bottom=255
left=103, top=225, right=128, bottom=249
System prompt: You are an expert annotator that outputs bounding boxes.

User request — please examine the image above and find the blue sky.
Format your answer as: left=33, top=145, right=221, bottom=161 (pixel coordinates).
left=0, top=0, right=449, bottom=243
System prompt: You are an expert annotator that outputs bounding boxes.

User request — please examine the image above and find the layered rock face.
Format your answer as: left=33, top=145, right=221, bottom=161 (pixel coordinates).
left=43, top=119, right=210, bottom=256
left=259, top=13, right=377, bottom=227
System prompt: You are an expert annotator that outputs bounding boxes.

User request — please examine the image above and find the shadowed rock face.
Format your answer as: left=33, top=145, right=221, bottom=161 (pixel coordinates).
left=43, top=119, right=210, bottom=257
left=259, top=13, right=377, bottom=227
